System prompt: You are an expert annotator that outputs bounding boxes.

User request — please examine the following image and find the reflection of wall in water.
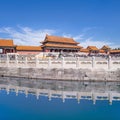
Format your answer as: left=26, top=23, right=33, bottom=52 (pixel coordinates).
left=0, top=77, right=120, bottom=104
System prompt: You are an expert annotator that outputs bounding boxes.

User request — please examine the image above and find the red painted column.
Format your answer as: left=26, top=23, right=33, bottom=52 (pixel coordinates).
left=3, top=48, right=5, bottom=54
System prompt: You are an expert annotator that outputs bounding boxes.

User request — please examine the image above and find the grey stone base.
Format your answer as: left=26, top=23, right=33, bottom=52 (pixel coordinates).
left=0, top=67, right=120, bottom=81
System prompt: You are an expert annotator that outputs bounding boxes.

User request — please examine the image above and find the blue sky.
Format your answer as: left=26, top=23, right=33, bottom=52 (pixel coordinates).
left=0, top=0, right=120, bottom=48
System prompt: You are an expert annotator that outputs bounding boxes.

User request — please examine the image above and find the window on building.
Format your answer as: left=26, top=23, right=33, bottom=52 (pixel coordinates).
left=0, top=49, right=3, bottom=53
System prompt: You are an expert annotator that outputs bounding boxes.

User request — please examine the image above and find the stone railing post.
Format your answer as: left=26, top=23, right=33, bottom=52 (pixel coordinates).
left=92, top=56, right=95, bottom=69
left=6, top=86, right=10, bottom=95
left=0, top=55, right=1, bottom=66
left=25, top=89, right=28, bottom=98
left=76, top=57, right=79, bottom=68
left=92, top=93, right=96, bottom=104
left=15, top=86, right=19, bottom=96
left=62, top=57, right=64, bottom=68
left=36, top=90, right=39, bottom=100
left=15, top=54, right=18, bottom=67
left=6, top=54, right=9, bottom=67
left=77, top=93, right=81, bottom=104
left=48, top=57, right=51, bottom=68
left=62, top=92, right=65, bottom=103
left=109, top=93, right=112, bottom=105
left=36, top=56, right=39, bottom=68
left=48, top=91, right=52, bottom=101
left=25, top=57, right=28, bottom=67
left=108, top=55, right=111, bottom=70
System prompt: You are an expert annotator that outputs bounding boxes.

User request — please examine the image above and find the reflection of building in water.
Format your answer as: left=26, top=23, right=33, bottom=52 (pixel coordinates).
left=0, top=77, right=120, bottom=104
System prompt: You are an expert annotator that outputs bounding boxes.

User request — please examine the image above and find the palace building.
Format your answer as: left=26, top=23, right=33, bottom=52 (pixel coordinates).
left=41, top=35, right=82, bottom=52
left=101, top=45, right=111, bottom=54
left=80, top=45, right=110, bottom=55
left=86, top=46, right=99, bottom=55
left=0, top=39, right=16, bottom=54
left=16, top=46, right=42, bottom=55
left=110, top=50, right=120, bottom=55
left=0, top=35, right=120, bottom=55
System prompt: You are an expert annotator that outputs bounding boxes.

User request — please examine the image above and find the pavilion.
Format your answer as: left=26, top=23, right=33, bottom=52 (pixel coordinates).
left=41, top=35, right=82, bottom=52
left=101, top=45, right=111, bottom=54
left=86, top=46, right=99, bottom=55
left=110, top=50, right=120, bottom=55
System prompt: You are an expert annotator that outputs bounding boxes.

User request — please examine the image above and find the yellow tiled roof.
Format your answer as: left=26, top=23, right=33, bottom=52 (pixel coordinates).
left=43, top=35, right=79, bottom=44
left=101, top=45, right=111, bottom=50
left=42, top=43, right=82, bottom=49
left=110, top=50, right=120, bottom=53
left=0, top=39, right=14, bottom=47
left=87, top=46, right=99, bottom=51
left=99, top=49, right=105, bottom=53
left=16, top=46, right=42, bottom=51
left=80, top=48, right=89, bottom=53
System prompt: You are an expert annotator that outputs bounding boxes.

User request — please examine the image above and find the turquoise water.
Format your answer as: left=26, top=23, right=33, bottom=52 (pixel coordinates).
left=0, top=77, right=120, bottom=120
left=0, top=90, right=120, bottom=120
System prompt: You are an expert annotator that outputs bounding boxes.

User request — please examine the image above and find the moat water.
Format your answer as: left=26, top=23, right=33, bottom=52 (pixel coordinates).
left=0, top=77, right=120, bottom=120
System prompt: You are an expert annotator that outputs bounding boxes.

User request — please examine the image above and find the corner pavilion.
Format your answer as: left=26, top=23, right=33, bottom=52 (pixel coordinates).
left=41, top=35, right=82, bottom=52
left=0, top=39, right=16, bottom=54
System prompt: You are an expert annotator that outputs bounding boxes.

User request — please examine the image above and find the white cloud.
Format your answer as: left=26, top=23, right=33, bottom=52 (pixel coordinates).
left=63, top=33, right=118, bottom=49
left=82, top=27, right=99, bottom=33
left=63, top=33, right=84, bottom=40
left=63, top=32, right=119, bottom=48
left=0, top=26, right=55, bottom=45
left=62, top=33, right=72, bottom=38
left=0, top=26, right=118, bottom=49
left=77, top=37, right=119, bottom=49
left=73, top=34, right=84, bottom=41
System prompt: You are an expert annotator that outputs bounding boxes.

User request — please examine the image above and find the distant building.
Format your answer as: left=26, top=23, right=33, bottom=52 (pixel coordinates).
left=86, top=46, right=99, bottom=55
left=16, top=46, right=42, bottom=55
left=0, top=35, right=119, bottom=56
left=41, top=35, right=82, bottom=52
left=99, top=49, right=106, bottom=54
left=79, top=48, right=89, bottom=55
left=101, top=45, right=111, bottom=54
left=0, top=39, right=16, bottom=54
left=110, top=50, right=120, bottom=55
left=80, top=46, right=107, bottom=55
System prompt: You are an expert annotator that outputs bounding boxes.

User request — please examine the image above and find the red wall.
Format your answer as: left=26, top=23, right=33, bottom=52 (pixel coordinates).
left=17, top=51, right=40, bottom=55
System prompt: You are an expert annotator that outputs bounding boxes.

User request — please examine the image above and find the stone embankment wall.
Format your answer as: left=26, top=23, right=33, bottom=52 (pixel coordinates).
left=0, top=67, right=120, bottom=81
